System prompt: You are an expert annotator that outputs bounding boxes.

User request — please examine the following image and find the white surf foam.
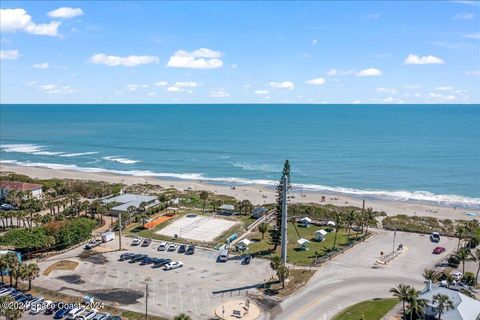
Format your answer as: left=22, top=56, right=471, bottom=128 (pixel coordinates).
left=103, top=156, right=140, bottom=164
left=230, top=161, right=280, bottom=172
left=1, top=159, right=479, bottom=207
left=60, top=152, right=98, bottom=157
left=0, top=144, right=45, bottom=154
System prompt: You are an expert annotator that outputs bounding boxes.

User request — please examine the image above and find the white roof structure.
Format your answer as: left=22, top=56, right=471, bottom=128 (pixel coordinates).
left=420, top=285, right=480, bottom=320
left=104, top=193, right=158, bottom=212
left=238, top=239, right=252, bottom=246
left=297, top=238, right=310, bottom=245
left=315, top=230, right=328, bottom=236
left=219, top=204, right=235, bottom=211
left=300, top=217, right=312, bottom=223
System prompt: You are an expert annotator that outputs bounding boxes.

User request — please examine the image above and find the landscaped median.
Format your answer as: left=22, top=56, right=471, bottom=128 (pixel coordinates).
left=332, top=298, right=399, bottom=320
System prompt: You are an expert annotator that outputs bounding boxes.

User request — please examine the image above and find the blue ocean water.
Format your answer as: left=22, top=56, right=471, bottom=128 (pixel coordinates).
left=1, top=104, right=479, bottom=207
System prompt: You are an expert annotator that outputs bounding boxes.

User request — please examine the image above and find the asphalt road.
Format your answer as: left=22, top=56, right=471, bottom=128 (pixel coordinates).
left=268, top=230, right=457, bottom=320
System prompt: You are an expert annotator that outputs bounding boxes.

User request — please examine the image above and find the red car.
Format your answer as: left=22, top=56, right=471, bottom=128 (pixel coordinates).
left=433, top=246, right=446, bottom=254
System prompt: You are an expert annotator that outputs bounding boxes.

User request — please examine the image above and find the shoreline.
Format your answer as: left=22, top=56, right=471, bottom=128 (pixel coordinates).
left=1, top=163, right=479, bottom=221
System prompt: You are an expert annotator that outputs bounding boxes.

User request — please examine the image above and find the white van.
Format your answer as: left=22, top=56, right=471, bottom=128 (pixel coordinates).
left=430, top=232, right=441, bottom=242
left=218, top=249, right=229, bottom=262
left=67, top=307, right=85, bottom=319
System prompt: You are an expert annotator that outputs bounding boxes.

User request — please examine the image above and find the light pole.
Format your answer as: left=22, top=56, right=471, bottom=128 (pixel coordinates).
left=145, top=283, right=149, bottom=320
left=392, top=229, right=397, bottom=254
left=118, top=212, right=122, bottom=251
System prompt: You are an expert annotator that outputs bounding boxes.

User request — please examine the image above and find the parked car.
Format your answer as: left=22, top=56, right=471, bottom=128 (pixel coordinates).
left=25, top=296, right=44, bottom=310
left=129, top=254, right=148, bottom=263
left=185, top=245, right=195, bottom=255
left=44, top=302, right=61, bottom=315
left=242, top=254, right=252, bottom=265
left=79, top=309, right=97, bottom=320
left=153, top=258, right=171, bottom=268
left=141, top=238, right=152, bottom=247
left=54, top=306, right=74, bottom=319
left=67, top=307, right=86, bottom=320
left=167, top=243, right=177, bottom=251
left=119, top=253, right=135, bottom=261
left=140, top=257, right=155, bottom=265
left=177, top=245, right=186, bottom=253
left=85, top=239, right=102, bottom=250
left=0, top=203, right=15, bottom=210
left=163, top=261, right=183, bottom=270
left=451, top=271, right=463, bottom=281
left=433, top=246, right=446, bottom=254
left=106, top=317, right=121, bottom=320
left=93, top=313, right=110, bottom=320
left=158, top=242, right=168, bottom=251
left=430, top=232, right=441, bottom=242
left=131, top=237, right=144, bottom=246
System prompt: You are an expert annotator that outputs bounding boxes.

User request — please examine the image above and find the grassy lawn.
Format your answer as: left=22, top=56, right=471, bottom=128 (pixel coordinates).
left=332, top=298, right=399, bottom=320
left=248, top=222, right=362, bottom=265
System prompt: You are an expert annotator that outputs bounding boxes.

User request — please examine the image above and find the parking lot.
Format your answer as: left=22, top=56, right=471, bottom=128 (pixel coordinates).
left=35, top=236, right=273, bottom=320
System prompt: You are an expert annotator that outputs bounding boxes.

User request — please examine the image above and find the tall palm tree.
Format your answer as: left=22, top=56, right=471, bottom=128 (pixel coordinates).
left=277, top=264, right=289, bottom=288
left=423, top=268, right=437, bottom=282
left=406, top=289, right=427, bottom=320
left=432, top=293, right=454, bottom=320
left=390, top=283, right=412, bottom=316
left=455, top=226, right=465, bottom=250
left=0, top=295, right=23, bottom=320
left=19, top=263, right=40, bottom=291
left=456, top=247, right=473, bottom=274
left=332, top=213, right=343, bottom=250
left=3, top=253, right=19, bottom=287
left=345, top=210, right=357, bottom=241
left=0, top=255, right=7, bottom=283
left=364, top=207, right=375, bottom=234
left=472, top=248, right=480, bottom=285
left=199, top=191, right=209, bottom=213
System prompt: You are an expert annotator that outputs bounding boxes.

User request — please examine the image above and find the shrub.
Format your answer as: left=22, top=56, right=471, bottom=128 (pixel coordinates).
left=462, top=272, right=476, bottom=286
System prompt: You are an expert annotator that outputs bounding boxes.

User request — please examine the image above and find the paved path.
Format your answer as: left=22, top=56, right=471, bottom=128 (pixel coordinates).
left=267, top=230, right=457, bottom=320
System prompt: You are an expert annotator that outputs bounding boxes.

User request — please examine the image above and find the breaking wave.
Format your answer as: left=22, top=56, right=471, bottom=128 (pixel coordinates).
left=103, top=156, right=140, bottom=164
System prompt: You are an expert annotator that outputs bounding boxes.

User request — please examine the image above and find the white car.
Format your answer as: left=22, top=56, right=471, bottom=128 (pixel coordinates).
left=79, top=309, right=97, bottom=320
left=67, top=307, right=85, bottom=320
left=163, top=261, right=183, bottom=270
left=131, top=237, right=144, bottom=246
left=157, top=242, right=168, bottom=251
left=167, top=243, right=177, bottom=251
left=451, top=271, right=463, bottom=281
left=24, top=297, right=44, bottom=310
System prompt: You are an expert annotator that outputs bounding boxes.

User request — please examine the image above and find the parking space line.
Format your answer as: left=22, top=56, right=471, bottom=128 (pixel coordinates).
left=102, top=269, right=109, bottom=286
left=114, top=269, right=121, bottom=287
left=178, top=283, right=183, bottom=311
left=90, top=265, right=99, bottom=284
left=192, top=286, right=197, bottom=313
left=166, top=281, right=169, bottom=308
left=151, top=279, right=156, bottom=305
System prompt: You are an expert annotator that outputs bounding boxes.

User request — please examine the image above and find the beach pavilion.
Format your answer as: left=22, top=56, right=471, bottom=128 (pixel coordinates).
left=315, top=229, right=328, bottom=242
left=297, top=238, right=310, bottom=250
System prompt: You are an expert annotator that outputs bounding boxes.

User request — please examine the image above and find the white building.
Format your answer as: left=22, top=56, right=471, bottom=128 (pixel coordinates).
left=103, top=193, right=159, bottom=216
left=297, top=238, right=310, bottom=250
left=315, top=229, right=328, bottom=241
left=0, top=181, right=43, bottom=200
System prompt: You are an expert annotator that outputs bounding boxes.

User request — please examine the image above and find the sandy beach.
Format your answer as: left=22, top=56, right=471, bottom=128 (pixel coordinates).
left=1, top=163, right=479, bottom=221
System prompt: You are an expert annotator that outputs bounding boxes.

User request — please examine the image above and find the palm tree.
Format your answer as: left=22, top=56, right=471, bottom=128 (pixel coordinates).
left=332, top=213, right=343, bottom=250
left=270, top=255, right=281, bottom=270
left=406, top=289, right=427, bottom=320
left=345, top=210, right=357, bottom=241
left=199, top=191, right=208, bottom=213
left=364, top=207, right=375, bottom=234
left=3, top=253, right=19, bottom=287
left=472, top=248, right=480, bottom=284
left=19, top=263, right=40, bottom=291
left=258, top=222, right=269, bottom=239
left=174, top=313, right=191, bottom=320
left=277, top=264, right=289, bottom=289
left=0, top=255, right=7, bottom=283
left=456, top=247, right=473, bottom=274
left=455, top=226, right=465, bottom=250
left=390, top=283, right=413, bottom=316
left=432, top=293, right=454, bottom=320
left=423, top=268, right=437, bottom=282
left=0, top=295, right=23, bottom=320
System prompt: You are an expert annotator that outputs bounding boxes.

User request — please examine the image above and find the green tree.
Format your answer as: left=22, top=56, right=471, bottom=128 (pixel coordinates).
left=174, top=313, right=192, bottom=320
left=456, top=247, right=473, bottom=274
left=406, top=289, right=427, bottom=320
left=270, top=255, right=281, bottom=270
left=0, top=295, right=23, bottom=320
left=472, top=248, right=480, bottom=284
left=390, top=283, right=413, bottom=316
left=332, top=213, right=343, bottom=250
left=423, top=268, right=437, bottom=282
left=19, top=263, right=40, bottom=290
left=199, top=191, right=209, bottom=213
left=345, top=210, right=357, bottom=241
left=364, top=207, right=375, bottom=234
left=276, top=264, right=290, bottom=289
left=258, top=222, right=269, bottom=240
left=432, top=294, right=454, bottom=320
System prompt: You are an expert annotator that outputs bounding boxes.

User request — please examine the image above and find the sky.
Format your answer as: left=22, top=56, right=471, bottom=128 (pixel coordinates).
left=1, top=1, right=479, bottom=104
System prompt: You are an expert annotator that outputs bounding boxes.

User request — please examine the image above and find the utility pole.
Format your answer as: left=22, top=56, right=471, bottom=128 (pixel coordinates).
left=145, top=283, right=149, bottom=320
left=392, top=229, right=397, bottom=254
left=118, top=212, right=122, bottom=251
left=280, top=176, right=288, bottom=265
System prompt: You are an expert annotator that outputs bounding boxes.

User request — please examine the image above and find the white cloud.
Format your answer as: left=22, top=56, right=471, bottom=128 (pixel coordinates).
left=0, top=9, right=61, bottom=37
left=167, top=48, right=223, bottom=69
left=209, top=89, right=230, bottom=98
left=306, top=78, right=326, bottom=85
left=33, top=62, right=49, bottom=69
left=47, top=7, right=83, bottom=19
left=435, top=86, right=454, bottom=91
left=126, top=84, right=150, bottom=92
left=174, top=81, right=198, bottom=88
left=429, top=92, right=457, bottom=101
left=154, top=81, right=168, bottom=87
left=377, top=87, right=398, bottom=94
left=405, top=84, right=421, bottom=90
left=462, top=32, right=480, bottom=39
left=352, top=100, right=361, bottom=104
left=254, top=90, right=269, bottom=95
left=167, top=86, right=181, bottom=92
left=383, top=96, right=395, bottom=102
left=269, top=81, right=294, bottom=89
left=404, top=54, right=444, bottom=65
left=39, top=84, right=78, bottom=94
left=356, top=68, right=383, bottom=77
left=465, top=70, right=480, bottom=76
left=146, top=92, right=156, bottom=97
left=0, top=49, right=18, bottom=60
left=311, top=39, right=318, bottom=45
left=450, top=0, right=479, bottom=6
left=326, top=68, right=337, bottom=76
left=90, top=53, right=159, bottom=67
left=453, top=12, right=475, bottom=19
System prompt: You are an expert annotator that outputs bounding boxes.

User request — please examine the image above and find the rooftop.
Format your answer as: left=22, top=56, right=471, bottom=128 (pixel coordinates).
left=0, top=181, right=43, bottom=191
left=104, top=193, right=158, bottom=212
left=420, top=285, right=480, bottom=320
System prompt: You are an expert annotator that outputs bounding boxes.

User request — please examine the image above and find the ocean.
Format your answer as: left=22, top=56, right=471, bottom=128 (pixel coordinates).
left=1, top=104, right=479, bottom=208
